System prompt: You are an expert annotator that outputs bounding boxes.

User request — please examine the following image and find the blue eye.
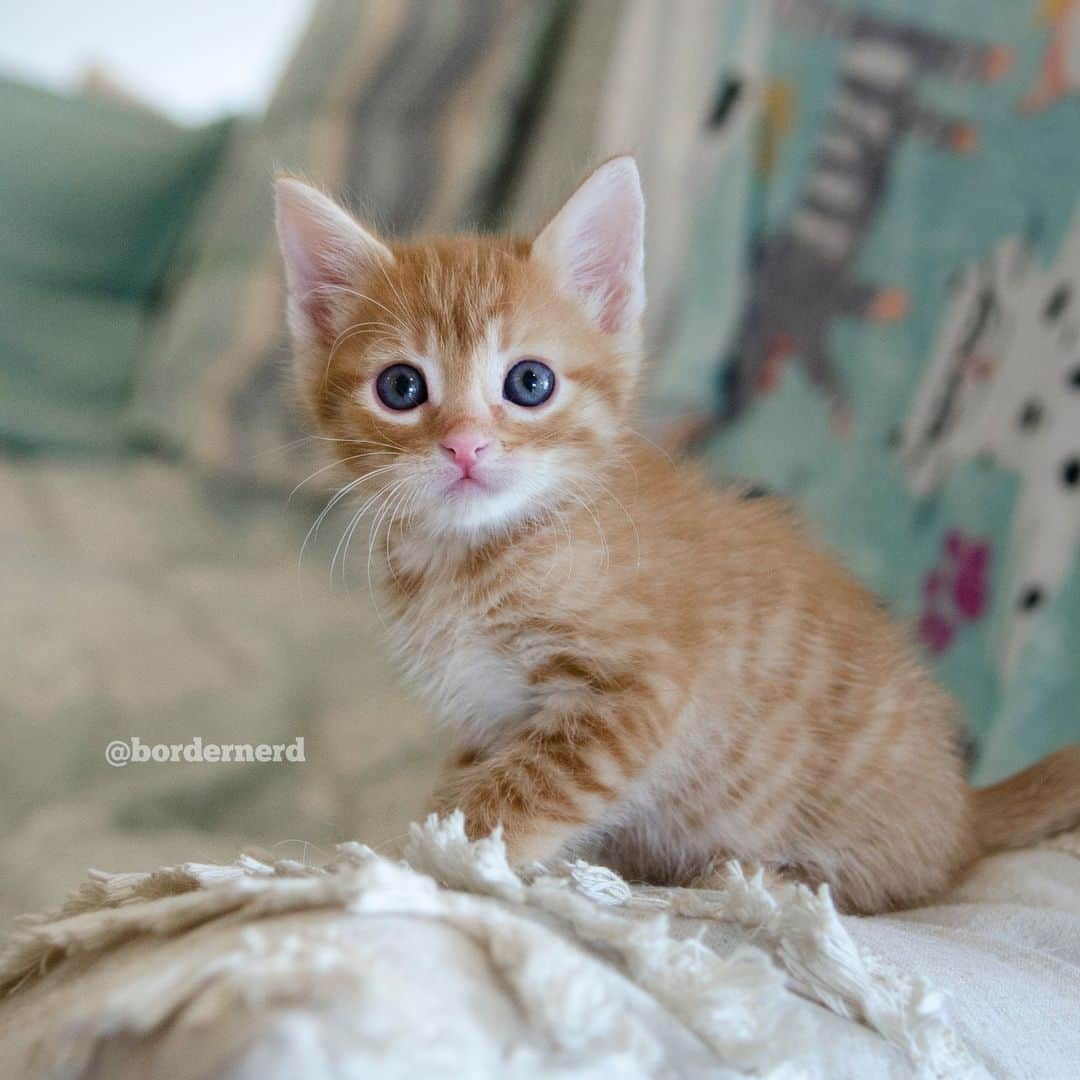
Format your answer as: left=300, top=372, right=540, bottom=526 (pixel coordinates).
left=376, top=364, right=427, bottom=410
left=504, top=359, right=555, bottom=407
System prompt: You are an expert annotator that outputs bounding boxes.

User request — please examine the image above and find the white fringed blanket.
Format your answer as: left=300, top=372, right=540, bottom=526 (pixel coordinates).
left=1, top=815, right=1078, bottom=1078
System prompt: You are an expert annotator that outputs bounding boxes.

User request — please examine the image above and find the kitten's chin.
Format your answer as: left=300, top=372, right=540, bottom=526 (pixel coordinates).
left=421, top=478, right=547, bottom=538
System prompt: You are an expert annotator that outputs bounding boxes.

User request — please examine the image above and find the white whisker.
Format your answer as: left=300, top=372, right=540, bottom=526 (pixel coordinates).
left=288, top=452, right=395, bottom=501
left=364, top=477, right=413, bottom=626
left=298, top=465, right=400, bottom=581
left=565, top=484, right=610, bottom=571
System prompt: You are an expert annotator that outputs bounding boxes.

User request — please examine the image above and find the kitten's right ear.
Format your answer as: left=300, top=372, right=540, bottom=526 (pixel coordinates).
left=274, top=177, right=393, bottom=347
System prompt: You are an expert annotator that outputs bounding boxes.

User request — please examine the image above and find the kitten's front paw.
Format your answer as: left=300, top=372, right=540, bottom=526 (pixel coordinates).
left=427, top=757, right=580, bottom=867
left=428, top=768, right=502, bottom=839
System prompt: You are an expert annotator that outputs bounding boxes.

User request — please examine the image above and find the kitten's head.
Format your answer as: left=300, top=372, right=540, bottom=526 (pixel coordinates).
left=275, top=157, right=645, bottom=538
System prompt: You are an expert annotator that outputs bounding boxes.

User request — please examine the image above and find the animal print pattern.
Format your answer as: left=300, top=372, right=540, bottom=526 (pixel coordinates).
left=899, top=215, right=1080, bottom=671
left=713, top=0, right=1011, bottom=435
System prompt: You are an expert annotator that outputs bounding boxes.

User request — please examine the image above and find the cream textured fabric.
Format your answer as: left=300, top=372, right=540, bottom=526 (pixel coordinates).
left=1, top=815, right=1077, bottom=1078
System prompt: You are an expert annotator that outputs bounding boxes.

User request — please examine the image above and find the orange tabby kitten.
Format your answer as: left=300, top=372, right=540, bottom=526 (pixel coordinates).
left=275, top=158, right=1080, bottom=914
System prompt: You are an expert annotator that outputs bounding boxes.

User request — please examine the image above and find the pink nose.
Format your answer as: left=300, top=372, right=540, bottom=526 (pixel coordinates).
left=440, top=431, right=491, bottom=476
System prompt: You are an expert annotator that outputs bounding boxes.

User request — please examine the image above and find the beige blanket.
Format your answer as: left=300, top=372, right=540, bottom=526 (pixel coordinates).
left=2, top=816, right=1077, bottom=1078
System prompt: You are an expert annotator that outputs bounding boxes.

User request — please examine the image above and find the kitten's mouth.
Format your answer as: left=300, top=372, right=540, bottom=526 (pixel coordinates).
left=445, top=474, right=494, bottom=497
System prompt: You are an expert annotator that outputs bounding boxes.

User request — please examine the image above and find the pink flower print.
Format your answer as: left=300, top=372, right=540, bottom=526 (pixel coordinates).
left=953, top=541, right=989, bottom=620
left=923, top=568, right=945, bottom=600
left=918, top=610, right=955, bottom=654
left=918, top=530, right=991, bottom=655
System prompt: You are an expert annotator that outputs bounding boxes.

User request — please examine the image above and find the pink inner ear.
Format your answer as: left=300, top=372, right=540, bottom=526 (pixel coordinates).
left=296, top=266, right=347, bottom=344
left=278, top=214, right=352, bottom=343
left=275, top=180, right=391, bottom=346
left=550, top=161, right=645, bottom=335
left=572, top=249, right=635, bottom=334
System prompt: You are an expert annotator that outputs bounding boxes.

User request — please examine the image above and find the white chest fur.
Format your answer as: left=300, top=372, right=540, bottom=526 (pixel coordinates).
left=384, top=592, right=533, bottom=746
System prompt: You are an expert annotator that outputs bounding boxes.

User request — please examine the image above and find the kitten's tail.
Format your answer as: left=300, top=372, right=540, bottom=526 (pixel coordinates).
left=973, top=745, right=1080, bottom=853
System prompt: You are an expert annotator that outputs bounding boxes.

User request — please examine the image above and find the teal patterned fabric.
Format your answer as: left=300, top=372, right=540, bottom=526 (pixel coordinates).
left=665, top=0, right=1080, bottom=781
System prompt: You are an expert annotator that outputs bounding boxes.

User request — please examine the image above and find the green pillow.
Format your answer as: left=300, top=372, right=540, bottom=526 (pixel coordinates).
left=0, top=79, right=231, bottom=450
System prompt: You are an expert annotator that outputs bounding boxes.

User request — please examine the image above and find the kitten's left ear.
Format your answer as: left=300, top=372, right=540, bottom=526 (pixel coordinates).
left=274, top=176, right=393, bottom=347
left=532, top=156, right=646, bottom=336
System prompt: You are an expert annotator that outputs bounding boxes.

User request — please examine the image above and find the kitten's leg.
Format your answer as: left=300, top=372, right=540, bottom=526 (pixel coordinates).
left=434, top=743, right=486, bottom=780
left=428, top=701, right=662, bottom=865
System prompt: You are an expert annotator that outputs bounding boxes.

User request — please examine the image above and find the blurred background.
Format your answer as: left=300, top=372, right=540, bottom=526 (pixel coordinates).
left=2, top=0, right=1079, bottom=924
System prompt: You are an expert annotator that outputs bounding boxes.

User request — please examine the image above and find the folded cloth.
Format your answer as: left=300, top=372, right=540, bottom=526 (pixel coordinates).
left=1, top=815, right=1077, bottom=1078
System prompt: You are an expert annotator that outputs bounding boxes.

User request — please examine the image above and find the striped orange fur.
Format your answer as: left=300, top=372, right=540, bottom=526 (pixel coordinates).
left=276, top=159, right=1080, bottom=914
